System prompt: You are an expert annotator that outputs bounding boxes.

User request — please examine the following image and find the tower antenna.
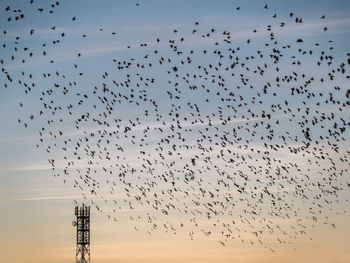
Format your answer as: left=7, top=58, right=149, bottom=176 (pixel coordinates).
left=73, top=204, right=91, bottom=263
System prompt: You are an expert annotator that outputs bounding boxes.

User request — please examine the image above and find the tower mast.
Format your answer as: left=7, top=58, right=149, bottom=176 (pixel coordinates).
left=74, top=204, right=91, bottom=263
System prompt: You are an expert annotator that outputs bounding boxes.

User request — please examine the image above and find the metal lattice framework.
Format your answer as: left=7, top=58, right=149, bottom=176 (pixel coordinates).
left=75, top=204, right=90, bottom=263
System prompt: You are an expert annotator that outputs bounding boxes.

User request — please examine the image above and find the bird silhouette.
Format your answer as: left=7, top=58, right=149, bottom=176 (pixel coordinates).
left=1, top=0, right=349, bottom=253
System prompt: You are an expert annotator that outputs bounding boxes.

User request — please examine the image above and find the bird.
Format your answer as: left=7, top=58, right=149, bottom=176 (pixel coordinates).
left=1, top=1, right=349, bottom=254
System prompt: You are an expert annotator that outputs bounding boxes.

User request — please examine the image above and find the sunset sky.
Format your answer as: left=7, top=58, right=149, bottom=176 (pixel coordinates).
left=1, top=0, right=350, bottom=262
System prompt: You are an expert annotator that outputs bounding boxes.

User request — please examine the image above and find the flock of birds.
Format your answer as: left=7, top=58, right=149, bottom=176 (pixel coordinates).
left=1, top=0, right=350, bottom=252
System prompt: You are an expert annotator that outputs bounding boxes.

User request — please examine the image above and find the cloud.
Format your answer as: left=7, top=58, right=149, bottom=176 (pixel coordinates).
left=0, top=134, right=37, bottom=144
left=6, top=14, right=350, bottom=71
left=0, top=194, right=79, bottom=203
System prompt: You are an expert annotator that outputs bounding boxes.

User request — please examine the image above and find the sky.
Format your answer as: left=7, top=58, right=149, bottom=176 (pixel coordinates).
left=0, top=0, right=350, bottom=262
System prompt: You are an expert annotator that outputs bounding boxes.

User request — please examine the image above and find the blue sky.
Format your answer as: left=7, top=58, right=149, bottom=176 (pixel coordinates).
left=0, top=0, right=350, bottom=262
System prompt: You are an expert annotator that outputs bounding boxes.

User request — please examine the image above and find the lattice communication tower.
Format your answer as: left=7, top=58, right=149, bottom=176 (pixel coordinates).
left=73, top=204, right=91, bottom=263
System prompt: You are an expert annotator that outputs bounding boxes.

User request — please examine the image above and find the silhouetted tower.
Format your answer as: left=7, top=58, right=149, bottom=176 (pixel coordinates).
left=73, top=204, right=91, bottom=263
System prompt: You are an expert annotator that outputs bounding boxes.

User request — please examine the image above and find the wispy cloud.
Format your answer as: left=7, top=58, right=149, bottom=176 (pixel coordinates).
left=0, top=194, right=79, bottom=203
left=6, top=15, right=350, bottom=71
